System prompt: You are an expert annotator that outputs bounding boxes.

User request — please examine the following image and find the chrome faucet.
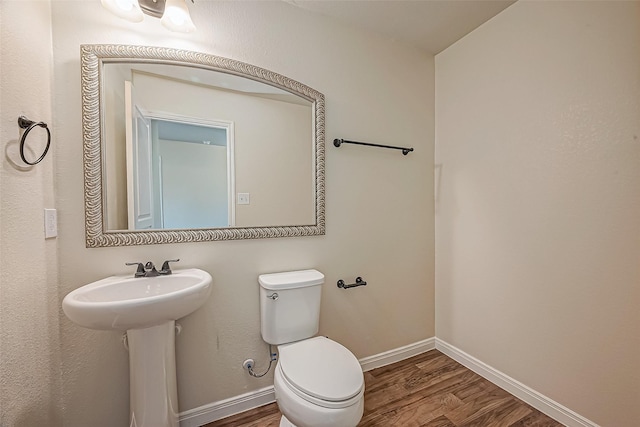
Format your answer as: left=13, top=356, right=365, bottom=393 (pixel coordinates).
left=143, top=261, right=160, bottom=277
left=126, top=259, right=180, bottom=277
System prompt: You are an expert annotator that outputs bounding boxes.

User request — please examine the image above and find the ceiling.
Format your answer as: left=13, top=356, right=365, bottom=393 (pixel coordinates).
left=286, top=0, right=516, bottom=54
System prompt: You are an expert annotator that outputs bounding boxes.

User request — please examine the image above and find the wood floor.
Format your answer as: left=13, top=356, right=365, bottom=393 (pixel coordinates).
left=205, top=350, right=563, bottom=427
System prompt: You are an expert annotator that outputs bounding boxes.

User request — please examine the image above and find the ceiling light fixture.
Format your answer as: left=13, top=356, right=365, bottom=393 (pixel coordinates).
left=161, top=0, right=196, bottom=33
left=100, top=0, right=144, bottom=22
left=101, top=0, right=196, bottom=33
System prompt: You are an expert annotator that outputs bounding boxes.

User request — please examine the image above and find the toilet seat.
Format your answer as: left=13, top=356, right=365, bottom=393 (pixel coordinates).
left=277, top=336, right=364, bottom=409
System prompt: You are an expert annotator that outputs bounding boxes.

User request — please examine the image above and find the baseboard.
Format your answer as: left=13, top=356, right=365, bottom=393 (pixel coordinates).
left=179, top=386, right=275, bottom=427
left=435, top=338, right=600, bottom=427
left=180, top=336, right=436, bottom=426
left=359, top=336, right=436, bottom=372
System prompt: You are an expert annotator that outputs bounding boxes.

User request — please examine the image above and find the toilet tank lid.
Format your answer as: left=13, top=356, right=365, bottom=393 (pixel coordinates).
left=259, top=269, right=324, bottom=290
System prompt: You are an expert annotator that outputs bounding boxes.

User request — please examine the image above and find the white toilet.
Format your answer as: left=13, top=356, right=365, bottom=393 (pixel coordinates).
left=259, top=269, right=365, bottom=427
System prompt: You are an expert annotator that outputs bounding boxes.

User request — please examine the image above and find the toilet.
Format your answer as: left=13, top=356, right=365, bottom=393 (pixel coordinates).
left=259, top=269, right=365, bottom=427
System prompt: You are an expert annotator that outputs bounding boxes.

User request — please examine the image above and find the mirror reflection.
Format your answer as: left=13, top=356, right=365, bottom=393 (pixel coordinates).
left=102, top=62, right=315, bottom=231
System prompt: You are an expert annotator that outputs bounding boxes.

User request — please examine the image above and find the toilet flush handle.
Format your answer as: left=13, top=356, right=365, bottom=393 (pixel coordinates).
left=266, top=293, right=279, bottom=300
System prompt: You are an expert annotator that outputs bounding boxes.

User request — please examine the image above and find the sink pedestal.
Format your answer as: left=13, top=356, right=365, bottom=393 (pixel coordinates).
left=127, top=321, right=179, bottom=427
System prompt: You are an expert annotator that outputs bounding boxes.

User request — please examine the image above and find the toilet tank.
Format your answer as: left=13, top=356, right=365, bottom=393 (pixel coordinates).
left=259, top=269, right=324, bottom=345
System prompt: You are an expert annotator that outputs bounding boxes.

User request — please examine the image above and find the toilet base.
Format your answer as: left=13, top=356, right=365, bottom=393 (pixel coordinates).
left=279, top=415, right=296, bottom=427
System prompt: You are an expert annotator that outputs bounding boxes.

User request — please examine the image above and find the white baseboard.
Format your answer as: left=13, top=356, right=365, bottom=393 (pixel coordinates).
left=435, top=338, right=600, bottom=427
left=359, top=337, right=436, bottom=372
left=179, top=386, right=275, bottom=427
left=179, top=336, right=436, bottom=426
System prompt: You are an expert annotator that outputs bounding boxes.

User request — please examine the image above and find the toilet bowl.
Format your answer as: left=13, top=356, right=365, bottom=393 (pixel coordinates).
left=259, top=270, right=365, bottom=427
left=274, top=336, right=364, bottom=427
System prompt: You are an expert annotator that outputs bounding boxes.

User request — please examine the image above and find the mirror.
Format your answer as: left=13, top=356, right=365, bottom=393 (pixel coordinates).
left=81, top=45, right=325, bottom=247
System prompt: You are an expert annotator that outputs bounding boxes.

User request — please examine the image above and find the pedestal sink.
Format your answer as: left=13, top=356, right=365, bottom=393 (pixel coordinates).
left=62, top=268, right=212, bottom=427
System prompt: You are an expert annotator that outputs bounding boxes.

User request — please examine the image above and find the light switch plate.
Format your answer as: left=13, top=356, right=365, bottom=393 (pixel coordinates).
left=237, top=193, right=250, bottom=205
left=44, top=208, right=57, bottom=238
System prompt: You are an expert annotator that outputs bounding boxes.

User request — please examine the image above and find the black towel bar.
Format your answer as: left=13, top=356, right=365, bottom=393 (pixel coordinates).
left=333, top=138, right=413, bottom=155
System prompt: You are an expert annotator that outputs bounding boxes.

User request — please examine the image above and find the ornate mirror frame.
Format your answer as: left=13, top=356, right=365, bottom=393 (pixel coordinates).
left=81, top=45, right=325, bottom=247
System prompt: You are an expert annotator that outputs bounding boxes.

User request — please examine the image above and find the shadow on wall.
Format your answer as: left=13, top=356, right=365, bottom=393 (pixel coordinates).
left=434, top=163, right=443, bottom=211
left=4, top=138, right=39, bottom=172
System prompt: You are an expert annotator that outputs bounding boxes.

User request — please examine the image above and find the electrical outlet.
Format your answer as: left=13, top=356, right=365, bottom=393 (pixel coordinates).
left=237, top=193, right=250, bottom=205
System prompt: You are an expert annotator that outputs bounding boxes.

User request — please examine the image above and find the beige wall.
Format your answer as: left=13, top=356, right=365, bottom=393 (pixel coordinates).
left=50, top=1, right=435, bottom=426
left=435, top=2, right=640, bottom=426
left=0, top=1, right=62, bottom=426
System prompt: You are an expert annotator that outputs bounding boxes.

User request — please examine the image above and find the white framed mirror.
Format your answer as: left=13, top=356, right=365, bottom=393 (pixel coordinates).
left=81, top=45, right=325, bottom=247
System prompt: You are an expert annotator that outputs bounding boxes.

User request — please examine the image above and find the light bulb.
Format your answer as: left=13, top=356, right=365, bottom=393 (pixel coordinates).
left=161, top=0, right=196, bottom=33
left=101, top=0, right=144, bottom=23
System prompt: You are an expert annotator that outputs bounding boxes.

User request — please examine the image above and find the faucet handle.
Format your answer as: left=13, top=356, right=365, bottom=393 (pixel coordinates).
left=125, top=262, right=145, bottom=277
left=160, top=259, right=180, bottom=275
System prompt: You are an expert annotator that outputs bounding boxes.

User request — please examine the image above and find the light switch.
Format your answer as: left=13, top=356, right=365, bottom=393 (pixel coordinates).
left=237, top=193, right=250, bottom=205
left=44, top=208, right=57, bottom=239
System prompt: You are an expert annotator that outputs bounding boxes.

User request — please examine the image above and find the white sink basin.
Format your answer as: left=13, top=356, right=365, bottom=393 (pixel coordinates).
left=62, top=268, right=212, bottom=330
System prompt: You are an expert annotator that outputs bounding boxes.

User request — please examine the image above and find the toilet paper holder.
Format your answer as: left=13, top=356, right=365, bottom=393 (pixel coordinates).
left=337, top=277, right=367, bottom=289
